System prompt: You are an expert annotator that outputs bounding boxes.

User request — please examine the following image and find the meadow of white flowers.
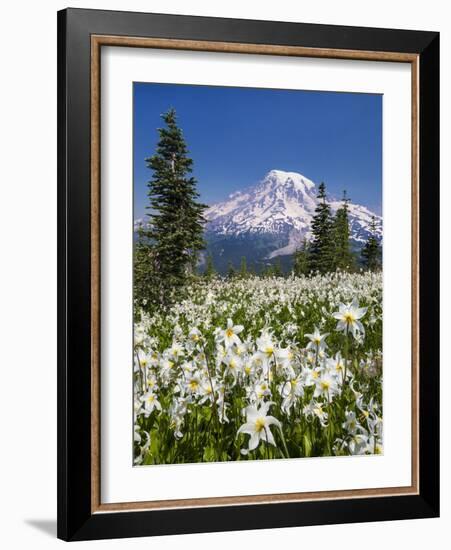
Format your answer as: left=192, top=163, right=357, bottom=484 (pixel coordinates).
left=133, top=271, right=383, bottom=465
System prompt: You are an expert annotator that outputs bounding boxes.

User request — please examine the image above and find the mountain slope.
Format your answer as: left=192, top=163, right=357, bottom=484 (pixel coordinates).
left=204, top=169, right=382, bottom=263
left=134, top=169, right=382, bottom=273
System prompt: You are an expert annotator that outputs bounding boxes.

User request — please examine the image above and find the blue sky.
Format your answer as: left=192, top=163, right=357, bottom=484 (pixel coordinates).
left=134, top=82, right=382, bottom=218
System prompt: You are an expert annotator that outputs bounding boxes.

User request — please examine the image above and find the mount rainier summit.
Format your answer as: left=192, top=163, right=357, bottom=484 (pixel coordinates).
left=203, top=169, right=382, bottom=272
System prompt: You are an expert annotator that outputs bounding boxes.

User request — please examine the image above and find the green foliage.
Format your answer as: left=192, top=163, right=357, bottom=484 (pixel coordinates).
left=134, top=226, right=155, bottom=310
left=332, top=190, right=354, bottom=271
left=295, top=187, right=358, bottom=275
left=292, top=238, right=310, bottom=276
left=239, top=256, right=248, bottom=278
left=261, top=263, right=274, bottom=277
left=227, top=260, right=236, bottom=279
left=204, top=253, right=216, bottom=280
left=273, top=257, right=283, bottom=277
left=134, top=108, right=207, bottom=310
left=308, top=182, right=335, bottom=273
left=361, top=216, right=381, bottom=271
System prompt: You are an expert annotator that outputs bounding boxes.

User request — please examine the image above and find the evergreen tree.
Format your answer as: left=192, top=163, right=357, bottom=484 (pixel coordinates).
left=361, top=216, right=381, bottom=270
left=134, top=223, right=155, bottom=309
left=273, top=257, right=283, bottom=277
left=227, top=260, right=236, bottom=279
left=308, top=182, right=334, bottom=273
left=136, top=108, right=207, bottom=307
left=240, top=256, right=248, bottom=278
left=263, top=263, right=274, bottom=278
left=205, top=253, right=215, bottom=279
left=332, top=190, right=354, bottom=271
left=293, top=238, right=310, bottom=276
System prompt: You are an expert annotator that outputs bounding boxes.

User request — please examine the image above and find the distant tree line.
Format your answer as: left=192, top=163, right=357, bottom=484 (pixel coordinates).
left=291, top=182, right=381, bottom=276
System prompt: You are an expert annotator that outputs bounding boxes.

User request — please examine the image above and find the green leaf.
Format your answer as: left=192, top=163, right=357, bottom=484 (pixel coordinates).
left=303, top=434, right=312, bottom=457
left=203, top=446, right=216, bottom=462
left=150, top=430, right=160, bottom=458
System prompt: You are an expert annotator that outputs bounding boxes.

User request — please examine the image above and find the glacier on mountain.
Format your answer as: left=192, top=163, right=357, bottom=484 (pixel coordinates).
left=205, top=169, right=382, bottom=259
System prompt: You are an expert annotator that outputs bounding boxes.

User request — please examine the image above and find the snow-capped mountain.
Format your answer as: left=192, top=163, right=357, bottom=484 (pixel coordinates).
left=205, top=169, right=382, bottom=260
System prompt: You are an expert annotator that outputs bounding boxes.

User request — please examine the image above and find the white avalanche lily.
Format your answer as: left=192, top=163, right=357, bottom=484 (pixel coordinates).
left=133, top=271, right=383, bottom=464
left=224, top=352, right=243, bottom=382
left=237, top=401, right=282, bottom=454
left=303, top=400, right=329, bottom=427
left=188, top=327, right=202, bottom=343
left=342, top=410, right=364, bottom=435
left=256, top=329, right=276, bottom=358
left=185, top=375, right=201, bottom=395
left=305, top=326, right=329, bottom=351
left=313, top=371, right=339, bottom=400
left=348, top=432, right=369, bottom=455
left=141, top=391, right=162, bottom=416
left=167, top=341, right=185, bottom=360
left=220, top=318, right=244, bottom=348
left=327, top=352, right=348, bottom=382
left=280, top=375, right=304, bottom=414
left=332, top=298, right=367, bottom=338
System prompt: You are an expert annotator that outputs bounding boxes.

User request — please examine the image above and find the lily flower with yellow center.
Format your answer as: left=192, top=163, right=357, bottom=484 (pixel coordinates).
left=256, top=329, right=276, bottom=358
left=220, top=318, right=244, bottom=349
left=280, top=375, right=304, bottom=414
left=243, top=362, right=255, bottom=377
left=188, top=327, right=202, bottom=343
left=332, top=298, right=367, bottom=338
left=253, top=380, right=271, bottom=400
left=303, top=400, right=329, bottom=426
left=237, top=401, right=282, bottom=454
left=327, top=352, right=349, bottom=383
left=313, top=371, right=339, bottom=400
left=305, top=326, right=329, bottom=352
left=140, top=391, right=162, bottom=416
left=342, top=410, right=365, bottom=435
left=168, top=341, right=184, bottom=360
left=199, top=378, right=218, bottom=405
left=224, top=352, right=243, bottom=383
left=186, top=376, right=201, bottom=394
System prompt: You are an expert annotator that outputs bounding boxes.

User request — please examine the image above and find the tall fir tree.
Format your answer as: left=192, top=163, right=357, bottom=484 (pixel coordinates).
left=240, top=256, right=248, bottom=278
left=262, top=263, right=274, bottom=278
left=308, top=182, right=334, bottom=273
left=361, top=216, right=381, bottom=271
left=332, top=190, right=354, bottom=271
left=204, top=253, right=216, bottom=279
left=135, top=108, right=207, bottom=308
left=293, top=238, right=310, bottom=276
left=227, top=260, right=236, bottom=279
left=273, top=257, right=283, bottom=277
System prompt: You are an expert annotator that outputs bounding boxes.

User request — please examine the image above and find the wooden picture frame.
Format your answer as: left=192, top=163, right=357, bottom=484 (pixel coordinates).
left=57, top=8, right=439, bottom=541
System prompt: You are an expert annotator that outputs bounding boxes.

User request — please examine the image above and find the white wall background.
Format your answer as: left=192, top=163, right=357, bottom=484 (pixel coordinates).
left=0, top=0, right=447, bottom=547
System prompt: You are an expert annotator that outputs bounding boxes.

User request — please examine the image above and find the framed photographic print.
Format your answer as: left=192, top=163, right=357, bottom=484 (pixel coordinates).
left=57, top=8, right=440, bottom=541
